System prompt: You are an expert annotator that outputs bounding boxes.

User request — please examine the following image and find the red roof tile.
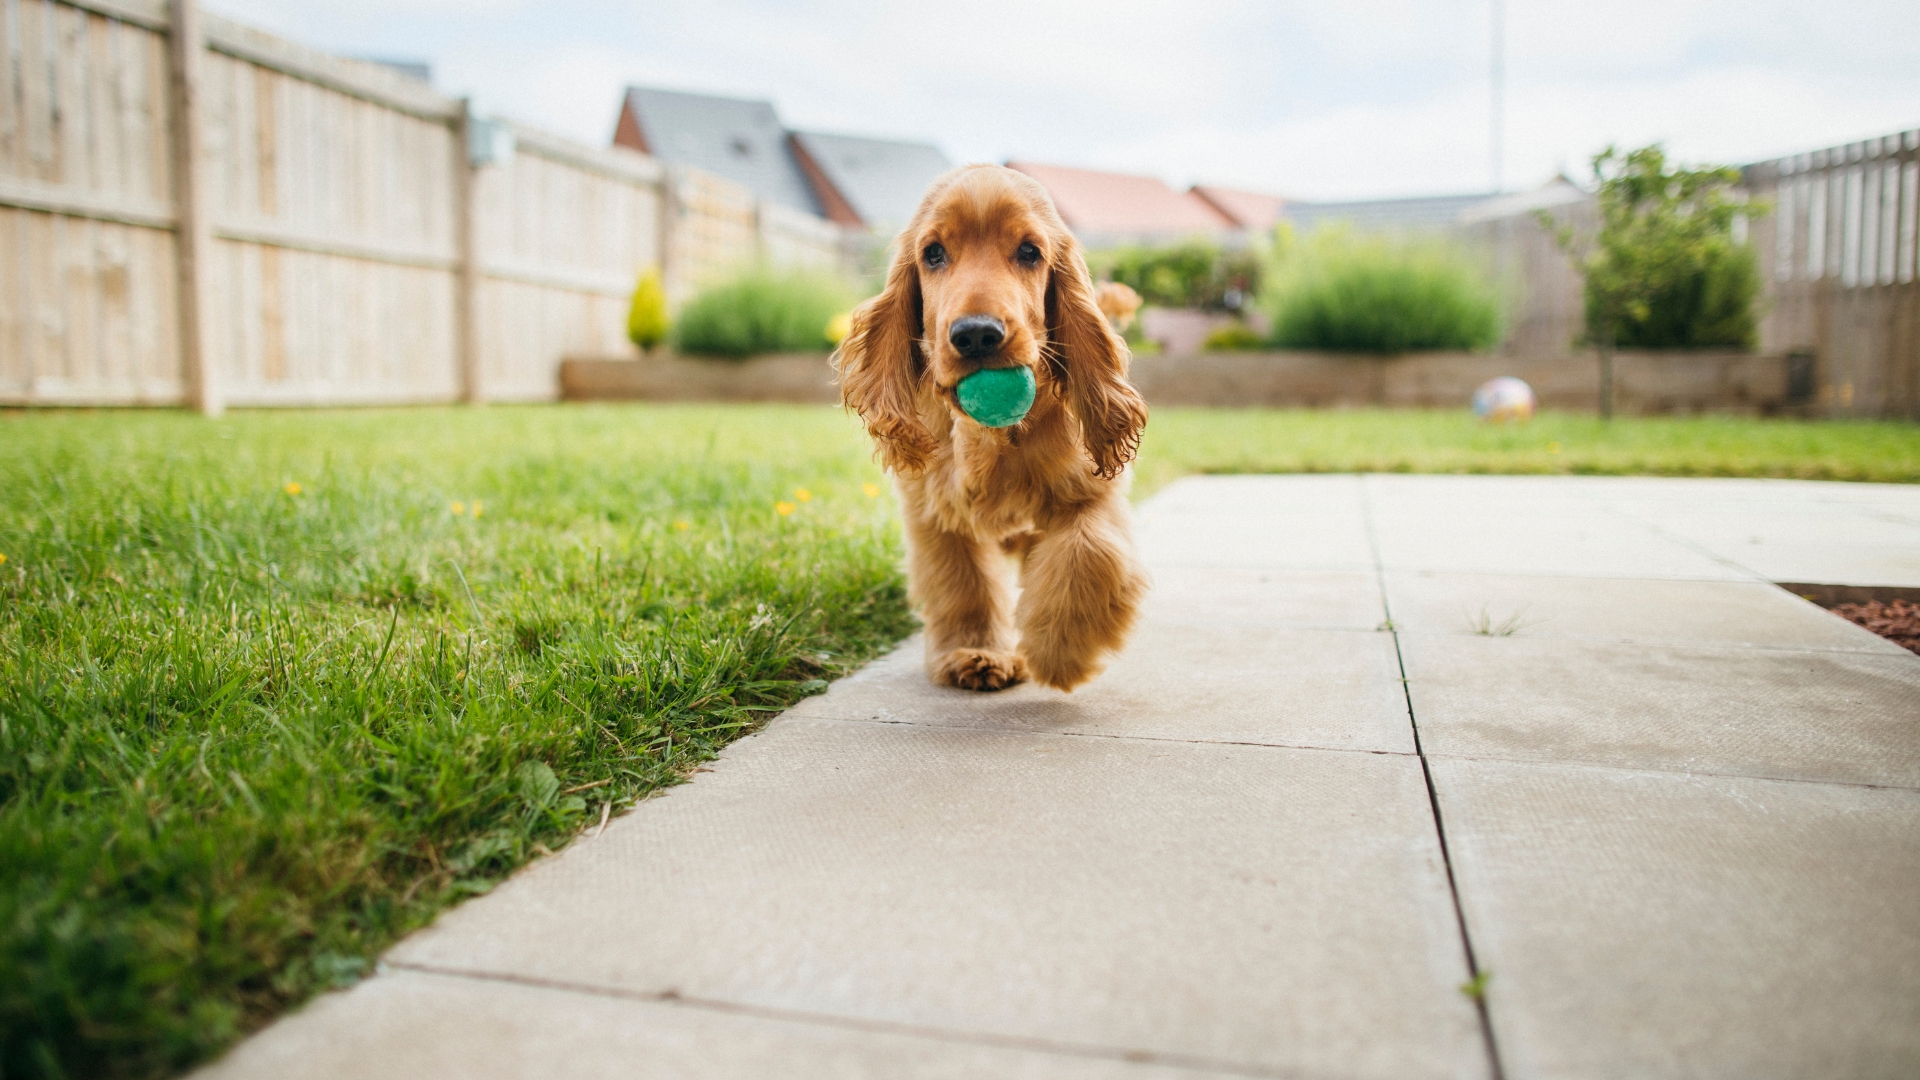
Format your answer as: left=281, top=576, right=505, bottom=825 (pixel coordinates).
left=1190, top=185, right=1288, bottom=231
left=1006, top=161, right=1235, bottom=235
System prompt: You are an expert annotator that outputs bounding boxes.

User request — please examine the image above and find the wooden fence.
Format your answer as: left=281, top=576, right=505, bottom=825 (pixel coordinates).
left=1746, top=131, right=1920, bottom=419
left=1453, top=133, right=1920, bottom=420
left=0, top=0, right=846, bottom=411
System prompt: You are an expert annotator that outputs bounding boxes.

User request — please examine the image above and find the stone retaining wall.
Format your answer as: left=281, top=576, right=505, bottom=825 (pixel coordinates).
left=561, top=350, right=1796, bottom=415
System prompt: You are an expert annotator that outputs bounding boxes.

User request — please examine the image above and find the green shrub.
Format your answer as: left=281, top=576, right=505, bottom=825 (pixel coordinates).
left=1262, top=228, right=1502, bottom=353
left=1597, top=241, right=1759, bottom=350
left=1089, top=240, right=1261, bottom=310
left=1202, top=322, right=1266, bottom=350
left=672, top=267, right=859, bottom=358
left=1545, top=145, right=1761, bottom=350
left=626, top=268, right=669, bottom=350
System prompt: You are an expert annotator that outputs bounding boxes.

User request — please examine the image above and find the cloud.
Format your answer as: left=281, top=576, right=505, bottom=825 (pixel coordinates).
left=202, top=0, right=1920, bottom=201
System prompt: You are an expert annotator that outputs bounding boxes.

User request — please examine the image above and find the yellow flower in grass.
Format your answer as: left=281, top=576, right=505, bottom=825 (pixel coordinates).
left=283, top=482, right=302, bottom=496
left=450, top=501, right=466, bottom=516
left=862, top=483, right=880, bottom=498
left=794, top=488, right=812, bottom=502
left=775, top=501, right=797, bottom=517
left=471, top=501, right=483, bottom=519
left=1547, top=442, right=1563, bottom=455
left=0, top=553, right=8, bottom=566
left=673, top=519, right=691, bottom=531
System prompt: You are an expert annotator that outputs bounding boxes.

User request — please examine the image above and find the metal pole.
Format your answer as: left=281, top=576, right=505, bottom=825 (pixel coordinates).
left=1490, top=0, right=1504, bottom=194
left=454, top=100, right=484, bottom=405
left=168, top=0, right=220, bottom=416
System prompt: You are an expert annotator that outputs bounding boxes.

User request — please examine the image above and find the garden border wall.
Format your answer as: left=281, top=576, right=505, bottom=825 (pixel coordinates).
left=560, top=350, right=1795, bottom=416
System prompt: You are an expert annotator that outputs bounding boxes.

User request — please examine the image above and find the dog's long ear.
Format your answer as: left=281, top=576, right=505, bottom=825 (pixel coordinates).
left=1047, top=237, right=1148, bottom=479
left=834, top=243, right=934, bottom=474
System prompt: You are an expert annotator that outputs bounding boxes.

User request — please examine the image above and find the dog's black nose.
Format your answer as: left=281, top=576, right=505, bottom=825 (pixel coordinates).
left=948, top=315, right=1005, bottom=360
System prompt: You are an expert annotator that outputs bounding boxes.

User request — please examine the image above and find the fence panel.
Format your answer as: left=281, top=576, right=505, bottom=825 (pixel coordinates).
left=1747, top=131, right=1920, bottom=418
left=668, top=167, right=759, bottom=302
left=759, top=200, right=843, bottom=270
left=472, top=125, right=662, bottom=400
left=1458, top=200, right=1589, bottom=359
left=0, top=1, right=858, bottom=408
left=197, top=24, right=462, bottom=405
left=0, top=0, right=180, bottom=404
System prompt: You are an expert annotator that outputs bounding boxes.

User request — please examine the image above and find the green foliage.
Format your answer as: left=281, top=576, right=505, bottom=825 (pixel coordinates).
left=1543, top=144, right=1762, bottom=350
left=1261, top=227, right=1503, bottom=353
left=1130, top=408, right=1920, bottom=496
left=626, top=269, right=669, bottom=350
left=1201, top=322, right=1266, bottom=350
left=1088, top=239, right=1261, bottom=310
left=0, top=406, right=914, bottom=1078
left=672, top=267, right=860, bottom=358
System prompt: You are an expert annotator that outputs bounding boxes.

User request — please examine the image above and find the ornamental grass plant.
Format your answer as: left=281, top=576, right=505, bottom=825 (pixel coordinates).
left=672, top=267, right=860, bottom=358
left=1262, top=227, right=1504, bottom=353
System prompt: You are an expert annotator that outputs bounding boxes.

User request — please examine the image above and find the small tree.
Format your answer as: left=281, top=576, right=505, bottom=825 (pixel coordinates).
left=627, top=268, right=669, bottom=353
left=1541, top=144, right=1762, bottom=417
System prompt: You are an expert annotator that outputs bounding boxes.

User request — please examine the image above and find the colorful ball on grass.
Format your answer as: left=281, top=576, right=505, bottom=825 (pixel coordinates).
left=1473, top=376, right=1536, bottom=423
left=956, top=366, right=1036, bottom=428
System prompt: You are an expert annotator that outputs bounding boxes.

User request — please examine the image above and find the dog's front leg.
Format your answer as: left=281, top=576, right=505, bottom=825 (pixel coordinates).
left=904, top=511, right=1026, bottom=691
left=1015, top=489, right=1148, bottom=691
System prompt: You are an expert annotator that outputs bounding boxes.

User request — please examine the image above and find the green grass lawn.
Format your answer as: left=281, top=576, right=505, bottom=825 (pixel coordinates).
left=0, top=405, right=912, bottom=1079
left=1132, top=408, right=1920, bottom=494
left=3, top=402, right=1916, bottom=1079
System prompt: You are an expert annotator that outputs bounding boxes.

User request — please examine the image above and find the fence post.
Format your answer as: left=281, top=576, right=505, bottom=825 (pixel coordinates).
left=453, top=100, right=484, bottom=404
left=1598, top=342, right=1615, bottom=419
left=657, top=165, right=679, bottom=303
left=167, top=0, right=220, bottom=416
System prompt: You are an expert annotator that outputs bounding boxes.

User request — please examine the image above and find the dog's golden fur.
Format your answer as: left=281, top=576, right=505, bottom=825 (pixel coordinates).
left=833, top=165, right=1150, bottom=692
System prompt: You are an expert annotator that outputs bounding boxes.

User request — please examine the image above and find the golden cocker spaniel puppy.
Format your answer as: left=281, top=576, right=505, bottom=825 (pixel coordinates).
left=833, top=165, right=1150, bottom=692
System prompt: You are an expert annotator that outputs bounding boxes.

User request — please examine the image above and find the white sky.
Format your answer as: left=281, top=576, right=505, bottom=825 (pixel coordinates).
left=207, top=0, right=1920, bottom=201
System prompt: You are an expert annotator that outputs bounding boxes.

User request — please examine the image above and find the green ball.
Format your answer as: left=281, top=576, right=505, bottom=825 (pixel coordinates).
left=956, top=366, right=1036, bottom=428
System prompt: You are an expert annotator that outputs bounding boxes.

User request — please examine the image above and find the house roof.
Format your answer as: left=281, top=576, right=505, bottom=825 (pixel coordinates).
left=616, top=86, right=821, bottom=215
left=790, top=132, right=951, bottom=231
left=1455, top=177, right=1589, bottom=225
left=1005, top=162, right=1236, bottom=239
left=1190, top=185, right=1287, bottom=231
left=1281, top=192, right=1500, bottom=232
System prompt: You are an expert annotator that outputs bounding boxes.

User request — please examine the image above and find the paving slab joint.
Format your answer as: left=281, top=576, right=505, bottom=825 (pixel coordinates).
left=1361, top=475, right=1509, bottom=1080
left=379, top=961, right=1320, bottom=1079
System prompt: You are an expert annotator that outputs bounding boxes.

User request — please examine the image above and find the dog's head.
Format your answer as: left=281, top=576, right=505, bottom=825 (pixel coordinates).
left=833, top=165, right=1147, bottom=479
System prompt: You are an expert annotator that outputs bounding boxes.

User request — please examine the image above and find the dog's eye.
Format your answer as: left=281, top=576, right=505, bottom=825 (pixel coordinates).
left=923, top=243, right=948, bottom=269
left=1016, top=242, right=1042, bottom=267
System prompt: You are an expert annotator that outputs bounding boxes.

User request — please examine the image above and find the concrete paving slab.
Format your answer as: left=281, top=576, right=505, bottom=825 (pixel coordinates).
left=1142, top=567, right=1384, bottom=630
left=388, top=718, right=1488, bottom=1080
left=195, top=967, right=1237, bottom=1080
left=1432, top=757, right=1920, bottom=1080
left=1677, top=542, right=1920, bottom=588
left=1382, top=571, right=1909, bottom=654
left=1583, top=475, right=1920, bottom=512
left=1614, top=503, right=1920, bottom=586
left=1138, top=474, right=1366, bottom=518
left=1367, top=474, right=1920, bottom=515
left=1402, top=635, right=1920, bottom=786
left=1135, top=510, right=1376, bottom=571
left=787, top=625, right=1415, bottom=754
left=1367, top=508, right=1749, bottom=580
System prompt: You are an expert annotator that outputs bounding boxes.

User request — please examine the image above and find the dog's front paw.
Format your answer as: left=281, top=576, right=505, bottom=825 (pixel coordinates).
left=1019, top=640, right=1104, bottom=693
left=933, top=648, right=1027, bottom=691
